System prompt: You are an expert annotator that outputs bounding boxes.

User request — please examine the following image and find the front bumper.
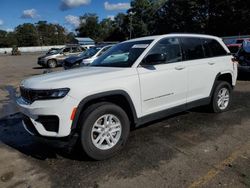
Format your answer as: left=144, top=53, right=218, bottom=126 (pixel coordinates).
left=16, top=95, right=79, bottom=137
left=38, top=59, right=46, bottom=66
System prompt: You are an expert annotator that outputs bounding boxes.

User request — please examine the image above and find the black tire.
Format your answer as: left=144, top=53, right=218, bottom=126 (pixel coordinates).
left=79, top=102, right=130, bottom=160
left=47, top=59, right=57, bottom=68
left=210, top=81, right=232, bottom=113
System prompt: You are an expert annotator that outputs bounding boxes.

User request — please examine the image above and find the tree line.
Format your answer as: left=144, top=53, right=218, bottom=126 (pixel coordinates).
left=77, top=0, right=250, bottom=41
left=1, top=0, right=250, bottom=47
left=0, top=21, right=74, bottom=47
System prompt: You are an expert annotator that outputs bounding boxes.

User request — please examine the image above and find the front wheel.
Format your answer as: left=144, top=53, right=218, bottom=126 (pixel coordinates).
left=210, top=81, right=232, bottom=113
left=79, top=102, right=130, bottom=160
left=47, top=59, right=57, bottom=68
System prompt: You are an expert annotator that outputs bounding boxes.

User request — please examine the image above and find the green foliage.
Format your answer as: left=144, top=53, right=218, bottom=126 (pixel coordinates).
left=35, top=21, right=68, bottom=45
left=0, top=30, right=8, bottom=47
left=152, top=0, right=250, bottom=36
left=76, top=13, right=101, bottom=41
left=15, top=23, right=39, bottom=46
left=0, top=21, right=71, bottom=47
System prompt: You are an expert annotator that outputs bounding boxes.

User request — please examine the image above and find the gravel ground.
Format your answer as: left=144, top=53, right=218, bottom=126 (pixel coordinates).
left=0, top=54, right=250, bottom=188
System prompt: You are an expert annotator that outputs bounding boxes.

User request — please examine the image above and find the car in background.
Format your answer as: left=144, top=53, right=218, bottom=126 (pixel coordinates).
left=223, top=38, right=250, bottom=54
left=38, top=45, right=86, bottom=68
left=46, top=48, right=60, bottom=55
left=63, top=45, right=113, bottom=69
left=235, top=40, right=250, bottom=72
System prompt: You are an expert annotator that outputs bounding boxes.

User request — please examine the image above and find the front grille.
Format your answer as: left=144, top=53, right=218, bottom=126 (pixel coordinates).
left=20, top=87, right=35, bottom=104
left=63, top=61, right=72, bottom=67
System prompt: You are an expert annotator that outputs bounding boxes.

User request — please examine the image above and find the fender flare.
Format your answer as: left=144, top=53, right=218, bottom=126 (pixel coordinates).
left=209, top=72, right=233, bottom=98
left=71, top=90, right=138, bottom=130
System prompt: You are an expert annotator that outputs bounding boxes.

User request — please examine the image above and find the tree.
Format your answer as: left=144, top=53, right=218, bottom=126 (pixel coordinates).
left=66, top=32, right=76, bottom=43
left=5, top=32, right=18, bottom=47
left=15, top=23, right=39, bottom=46
left=99, top=18, right=115, bottom=41
left=35, top=21, right=67, bottom=45
left=0, top=30, right=8, bottom=47
left=104, top=13, right=129, bottom=41
left=76, top=13, right=101, bottom=41
left=152, top=0, right=250, bottom=36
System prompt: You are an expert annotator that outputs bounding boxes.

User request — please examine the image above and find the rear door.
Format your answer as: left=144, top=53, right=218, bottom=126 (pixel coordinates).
left=180, top=37, right=225, bottom=103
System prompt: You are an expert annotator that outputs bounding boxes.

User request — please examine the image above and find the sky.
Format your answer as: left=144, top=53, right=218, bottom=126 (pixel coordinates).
left=0, top=0, right=131, bottom=32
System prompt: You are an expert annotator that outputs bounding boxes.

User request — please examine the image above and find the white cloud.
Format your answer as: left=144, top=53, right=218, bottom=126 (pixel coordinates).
left=60, top=0, right=91, bottom=10
left=107, top=15, right=115, bottom=21
left=21, top=9, right=38, bottom=19
left=6, top=28, right=14, bottom=32
left=65, top=15, right=80, bottom=28
left=0, top=19, right=3, bottom=26
left=104, top=1, right=130, bottom=11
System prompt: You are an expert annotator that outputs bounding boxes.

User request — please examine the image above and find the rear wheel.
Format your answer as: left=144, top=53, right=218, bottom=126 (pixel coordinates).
left=210, top=81, right=232, bottom=113
left=47, top=59, right=57, bottom=68
left=79, top=102, right=130, bottom=160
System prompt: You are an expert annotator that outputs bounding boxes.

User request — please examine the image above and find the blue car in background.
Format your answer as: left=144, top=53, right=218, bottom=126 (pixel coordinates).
left=63, top=45, right=113, bottom=69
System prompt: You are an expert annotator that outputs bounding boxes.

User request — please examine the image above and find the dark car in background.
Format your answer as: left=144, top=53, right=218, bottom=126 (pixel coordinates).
left=235, top=40, right=250, bottom=72
left=38, top=45, right=87, bottom=68
left=223, top=37, right=250, bottom=54
left=63, top=45, right=113, bottom=69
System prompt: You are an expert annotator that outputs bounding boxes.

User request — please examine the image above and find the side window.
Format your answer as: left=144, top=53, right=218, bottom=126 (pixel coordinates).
left=202, top=38, right=227, bottom=57
left=180, top=37, right=204, bottom=60
left=71, top=47, right=81, bottom=53
left=63, top=47, right=70, bottom=53
left=147, top=37, right=182, bottom=64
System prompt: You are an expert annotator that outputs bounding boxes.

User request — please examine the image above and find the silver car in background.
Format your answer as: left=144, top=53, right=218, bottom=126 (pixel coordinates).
left=37, top=45, right=88, bottom=68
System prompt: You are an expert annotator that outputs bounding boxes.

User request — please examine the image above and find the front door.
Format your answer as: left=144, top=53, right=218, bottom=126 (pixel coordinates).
left=137, top=37, right=188, bottom=116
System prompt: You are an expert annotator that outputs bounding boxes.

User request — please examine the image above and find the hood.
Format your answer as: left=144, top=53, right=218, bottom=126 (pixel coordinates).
left=39, top=52, right=58, bottom=59
left=21, top=66, right=134, bottom=90
left=38, top=54, right=48, bottom=59
left=65, top=55, right=83, bottom=64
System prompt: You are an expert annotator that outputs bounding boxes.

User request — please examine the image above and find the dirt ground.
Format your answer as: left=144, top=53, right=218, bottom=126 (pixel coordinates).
left=0, top=54, right=250, bottom=188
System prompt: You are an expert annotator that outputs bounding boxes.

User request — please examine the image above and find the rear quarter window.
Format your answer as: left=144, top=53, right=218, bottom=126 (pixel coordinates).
left=202, top=38, right=228, bottom=57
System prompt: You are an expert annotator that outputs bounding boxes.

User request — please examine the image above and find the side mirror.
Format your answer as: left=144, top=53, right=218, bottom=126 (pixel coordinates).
left=143, top=53, right=166, bottom=65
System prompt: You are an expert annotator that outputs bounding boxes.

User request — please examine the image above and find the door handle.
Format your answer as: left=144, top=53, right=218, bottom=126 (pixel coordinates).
left=208, top=62, right=215, bottom=65
left=175, top=66, right=185, bottom=70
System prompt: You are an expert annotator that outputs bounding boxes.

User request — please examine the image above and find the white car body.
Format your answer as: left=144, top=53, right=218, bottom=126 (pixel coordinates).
left=81, top=45, right=113, bottom=65
left=17, top=34, right=237, bottom=139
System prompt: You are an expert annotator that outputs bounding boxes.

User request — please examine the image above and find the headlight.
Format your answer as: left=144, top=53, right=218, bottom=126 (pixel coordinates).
left=20, top=87, right=70, bottom=103
left=42, top=88, right=70, bottom=99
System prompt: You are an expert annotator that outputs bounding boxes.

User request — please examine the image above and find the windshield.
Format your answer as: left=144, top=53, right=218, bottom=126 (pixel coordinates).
left=47, top=48, right=61, bottom=55
left=78, top=47, right=101, bottom=58
left=91, top=40, right=153, bottom=67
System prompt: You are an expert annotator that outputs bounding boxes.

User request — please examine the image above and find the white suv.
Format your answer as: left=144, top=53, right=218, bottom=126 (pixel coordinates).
left=17, top=34, right=238, bottom=160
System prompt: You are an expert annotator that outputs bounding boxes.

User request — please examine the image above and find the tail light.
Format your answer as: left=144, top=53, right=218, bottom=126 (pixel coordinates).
left=231, top=57, right=238, bottom=70
left=231, top=57, right=238, bottom=63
